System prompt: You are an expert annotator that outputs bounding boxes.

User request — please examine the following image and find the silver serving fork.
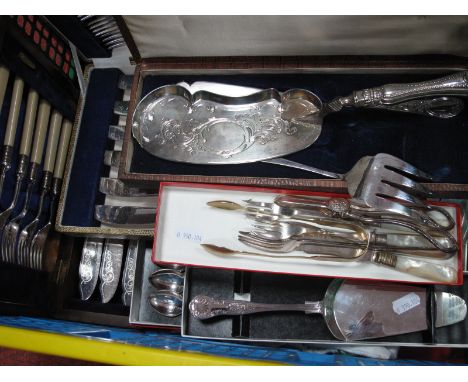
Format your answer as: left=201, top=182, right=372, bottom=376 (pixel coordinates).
left=265, top=153, right=447, bottom=228
left=17, top=109, right=63, bottom=269
left=30, top=119, right=72, bottom=270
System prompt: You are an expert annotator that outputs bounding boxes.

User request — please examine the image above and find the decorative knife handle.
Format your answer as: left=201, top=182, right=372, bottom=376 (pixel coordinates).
left=330, top=71, right=468, bottom=118
left=372, top=252, right=457, bottom=283
left=189, top=295, right=322, bottom=319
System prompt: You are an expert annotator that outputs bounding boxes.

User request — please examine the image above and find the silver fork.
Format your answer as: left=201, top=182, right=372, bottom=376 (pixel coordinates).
left=264, top=153, right=447, bottom=228
left=0, top=88, right=39, bottom=263
left=17, top=109, right=62, bottom=269
left=30, top=119, right=72, bottom=270
left=4, top=99, right=51, bottom=265
left=246, top=210, right=457, bottom=254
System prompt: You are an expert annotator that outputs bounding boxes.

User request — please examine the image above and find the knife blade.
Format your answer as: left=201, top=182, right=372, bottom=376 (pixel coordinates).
left=99, top=238, right=125, bottom=303
left=122, top=240, right=138, bottom=306
left=95, top=205, right=157, bottom=227
left=108, top=125, right=125, bottom=141
left=79, top=238, right=104, bottom=300
left=99, top=177, right=158, bottom=197
left=104, top=150, right=121, bottom=167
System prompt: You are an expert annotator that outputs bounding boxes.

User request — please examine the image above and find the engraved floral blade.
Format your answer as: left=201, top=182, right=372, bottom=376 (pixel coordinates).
left=79, top=238, right=104, bottom=300
left=121, top=240, right=138, bottom=306
left=99, top=238, right=125, bottom=303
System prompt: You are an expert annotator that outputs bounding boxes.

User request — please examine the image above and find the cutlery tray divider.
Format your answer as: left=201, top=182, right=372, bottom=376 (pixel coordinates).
left=122, top=66, right=468, bottom=191
left=182, top=267, right=466, bottom=346
left=129, top=239, right=182, bottom=329
left=51, top=236, right=130, bottom=327
left=59, top=67, right=124, bottom=229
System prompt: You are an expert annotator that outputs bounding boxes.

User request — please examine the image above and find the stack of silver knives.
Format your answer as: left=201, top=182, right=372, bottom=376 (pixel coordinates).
left=79, top=75, right=156, bottom=304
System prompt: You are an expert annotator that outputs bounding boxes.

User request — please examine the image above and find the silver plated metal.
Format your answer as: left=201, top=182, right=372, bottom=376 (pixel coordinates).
left=79, top=238, right=104, bottom=300
left=189, top=280, right=465, bottom=340
left=99, top=238, right=124, bottom=303
left=103, top=150, right=121, bottom=167
left=148, top=290, right=183, bottom=317
left=95, top=205, right=156, bottom=226
left=122, top=240, right=138, bottom=306
left=132, top=72, right=468, bottom=164
left=149, top=269, right=184, bottom=295
left=98, top=178, right=158, bottom=197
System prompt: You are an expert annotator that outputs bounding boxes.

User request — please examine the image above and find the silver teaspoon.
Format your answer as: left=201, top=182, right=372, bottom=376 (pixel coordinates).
left=149, top=269, right=185, bottom=294
left=148, top=290, right=183, bottom=317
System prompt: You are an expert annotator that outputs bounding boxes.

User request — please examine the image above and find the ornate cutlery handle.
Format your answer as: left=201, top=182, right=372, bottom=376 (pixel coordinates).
left=189, top=295, right=323, bottom=319
left=329, top=71, right=468, bottom=118
left=372, top=252, right=457, bottom=283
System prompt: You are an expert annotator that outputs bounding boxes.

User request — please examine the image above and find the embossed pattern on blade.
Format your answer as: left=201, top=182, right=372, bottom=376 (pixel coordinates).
left=99, top=238, right=124, bottom=303
left=121, top=240, right=138, bottom=306
left=79, top=238, right=104, bottom=300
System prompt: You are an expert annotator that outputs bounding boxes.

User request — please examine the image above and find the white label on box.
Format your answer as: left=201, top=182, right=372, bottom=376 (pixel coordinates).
left=392, top=292, right=421, bottom=315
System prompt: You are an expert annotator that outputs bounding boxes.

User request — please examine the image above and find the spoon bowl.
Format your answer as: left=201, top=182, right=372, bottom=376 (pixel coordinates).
left=148, top=290, right=183, bottom=317
left=149, top=269, right=185, bottom=294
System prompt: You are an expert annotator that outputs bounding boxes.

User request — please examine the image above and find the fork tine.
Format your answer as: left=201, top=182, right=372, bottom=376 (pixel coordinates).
left=376, top=182, right=426, bottom=207
left=381, top=178, right=432, bottom=203
left=377, top=154, right=433, bottom=182
left=382, top=178, right=432, bottom=199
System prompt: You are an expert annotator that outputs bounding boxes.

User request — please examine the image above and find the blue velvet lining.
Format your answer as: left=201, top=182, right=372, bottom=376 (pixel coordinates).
left=62, top=70, right=468, bottom=228
left=61, top=69, right=123, bottom=227
left=129, top=73, right=468, bottom=182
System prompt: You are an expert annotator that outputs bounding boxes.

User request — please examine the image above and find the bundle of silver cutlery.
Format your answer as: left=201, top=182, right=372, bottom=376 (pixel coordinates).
left=203, top=191, right=460, bottom=282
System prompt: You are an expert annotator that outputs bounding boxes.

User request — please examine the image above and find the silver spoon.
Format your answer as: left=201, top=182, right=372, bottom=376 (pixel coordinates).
left=149, top=269, right=184, bottom=294
left=148, top=290, right=183, bottom=317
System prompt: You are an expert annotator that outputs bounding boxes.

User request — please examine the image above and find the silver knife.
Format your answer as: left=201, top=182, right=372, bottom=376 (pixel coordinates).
left=99, top=238, right=125, bottom=303
left=104, top=150, right=121, bottom=167
left=79, top=238, right=104, bottom=300
left=114, top=101, right=128, bottom=116
left=95, top=205, right=157, bottom=226
left=99, top=177, right=158, bottom=197
left=122, top=240, right=138, bottom=306
left=108, top=125, right=125, bottom=141
left=118, top=74, right=133, bottom=90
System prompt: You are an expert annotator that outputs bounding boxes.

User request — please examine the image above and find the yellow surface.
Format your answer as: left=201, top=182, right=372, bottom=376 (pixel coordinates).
left=0, top=325, right=282, bottom=366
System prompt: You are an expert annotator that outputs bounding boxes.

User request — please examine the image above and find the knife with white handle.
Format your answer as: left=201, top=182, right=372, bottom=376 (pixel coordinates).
left=0, top=66, right=10, bottom=115
left=0, top=76, right=24, bottom=197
